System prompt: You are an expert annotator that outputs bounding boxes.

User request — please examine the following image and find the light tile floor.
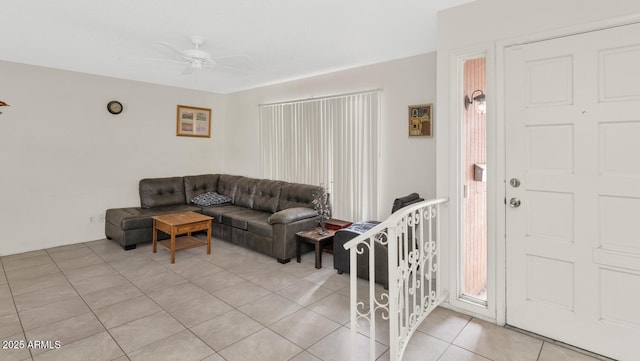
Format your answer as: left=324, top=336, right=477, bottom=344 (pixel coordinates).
left=0, top=237, right=613, bottom=361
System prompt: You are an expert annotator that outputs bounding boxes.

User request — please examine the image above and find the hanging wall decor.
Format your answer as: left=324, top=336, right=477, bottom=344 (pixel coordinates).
left=0, top=101, right=9, bottom=114
left=176, top=105, right=211, bottom=138
left=408, top=103, right=433, bottom=137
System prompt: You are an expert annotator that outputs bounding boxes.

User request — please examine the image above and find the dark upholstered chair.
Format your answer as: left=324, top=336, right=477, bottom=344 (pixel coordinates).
left=391, top=193, right=425, bottom=214
left=333, top=193, right=424, bottom=288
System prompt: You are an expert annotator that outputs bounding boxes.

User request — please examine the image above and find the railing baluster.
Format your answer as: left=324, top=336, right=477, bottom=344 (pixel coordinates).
left=418, top=207, right=425, bottom=316
left=369, top=233, right=376, bottom=359
left=388, top=226, right=398, bottom=360
left=343, top=198, right=449, bottom=361
left=349, top=243, right=358, bottom=361
left=435, top=203, right=442, bottom=309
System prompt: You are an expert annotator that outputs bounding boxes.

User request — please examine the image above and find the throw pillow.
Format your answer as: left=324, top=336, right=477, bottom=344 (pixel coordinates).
left=191, top=192, right=232, bottom=207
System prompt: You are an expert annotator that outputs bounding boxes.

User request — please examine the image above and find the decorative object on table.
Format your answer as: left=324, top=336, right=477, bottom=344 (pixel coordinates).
left=408, top=103, right=433, bottom=137
left=176, top=104, right=211, bottom=138
left=0, top=101, right=9, bottom=114
left=107, top=100, right=123, bottom=115
left=325, top=218, right=352, bottom=231
left=312, top=184, right=331, bottom=235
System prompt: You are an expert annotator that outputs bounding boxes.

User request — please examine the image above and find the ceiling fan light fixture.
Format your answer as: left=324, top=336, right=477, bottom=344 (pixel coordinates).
left=183, top=48, right=211, bottom=60
left=149, top=35, right=248, bottom=75
left=189, top=35, right=206, bottom=47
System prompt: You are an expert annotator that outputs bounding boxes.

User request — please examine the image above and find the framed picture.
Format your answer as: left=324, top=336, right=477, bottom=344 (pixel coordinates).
left=408, top=103, right=433, bottom=137
left=176, top=105, right=211, bottom=138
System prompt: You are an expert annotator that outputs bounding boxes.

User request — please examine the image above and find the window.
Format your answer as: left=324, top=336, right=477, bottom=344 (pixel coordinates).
left=461, top=57, right=487, bottom=304
left=259, top=90, right=380, bottom=220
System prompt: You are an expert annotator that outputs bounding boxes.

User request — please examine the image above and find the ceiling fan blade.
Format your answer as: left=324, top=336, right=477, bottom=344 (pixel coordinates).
left=201, top=58, right=216, bottom=68
left=207, top=63, right=249, bottom=75
left=135, top=57, right=189, bottom=65
left=154, top=41, right=186, bottom=58
left=211, top=54, right=251, bottom=62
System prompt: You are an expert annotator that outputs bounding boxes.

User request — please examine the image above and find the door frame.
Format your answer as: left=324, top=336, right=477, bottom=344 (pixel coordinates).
left=494, top=13, right=640, bottom=326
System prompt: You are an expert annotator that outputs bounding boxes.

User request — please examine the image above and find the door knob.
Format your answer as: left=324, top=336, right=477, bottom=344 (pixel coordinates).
left=509, top=198, right=521, bottom=208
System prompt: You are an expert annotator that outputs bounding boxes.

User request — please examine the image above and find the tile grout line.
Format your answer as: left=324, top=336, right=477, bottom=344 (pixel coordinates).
left=536, top=340, right=545, bottom=361
left=42, top=244, right=134, bottom=359
left=92, top=244, right=220, bottom=359
left=7, top=240, right=568, bottom=361
left=90, top=249, right=210, bottom=358
left=120, top=240, right=298, bottom=359
left=505, top=324, right=616, bottom=361
left=93, top=241, right=243, bottom=359
left=174, top=239, right=361, bottom=360
left=195, top=253, right=307, bottom=357
left=438, top=315, right=485, bottom=360
left=0, top=256, right=35, bottom=360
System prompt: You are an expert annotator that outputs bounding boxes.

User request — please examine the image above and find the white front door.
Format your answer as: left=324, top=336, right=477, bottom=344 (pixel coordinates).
left=505, top=23, right=640, bottom=361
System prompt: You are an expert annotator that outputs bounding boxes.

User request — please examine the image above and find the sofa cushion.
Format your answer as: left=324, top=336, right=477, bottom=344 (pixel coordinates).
left=217, top=174, right=241, bottom=201
left=139, top=177, right=186, bottom=209
left=200, top=204, right=247, bottom=224
left=184, top=174, right=220, bottom=202
left=191, top=192, right=232, bottom=207
left=277, top=183, right=322, bottom=211
left=247, top=214, right=273, bottom=238
left=253, top=179, right=283, bottom=213
left=234, top=177, right=258, bottom=208
left=106, top=205, right=201, bottom=231
left=223, top=209, right=268, bottom=230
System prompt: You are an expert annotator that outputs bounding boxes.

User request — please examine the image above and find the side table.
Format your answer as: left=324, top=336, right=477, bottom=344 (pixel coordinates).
left=296, top=228, right=336, bottom=269
left=323, top=218, right=353, bottom=254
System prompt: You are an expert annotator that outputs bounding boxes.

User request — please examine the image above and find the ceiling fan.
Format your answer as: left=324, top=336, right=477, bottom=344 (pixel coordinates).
left=149, top=35, right=249, bottom=75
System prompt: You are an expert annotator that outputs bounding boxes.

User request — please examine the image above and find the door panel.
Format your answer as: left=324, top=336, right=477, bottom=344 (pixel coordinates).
left=505, top=23, right=640, bottom=361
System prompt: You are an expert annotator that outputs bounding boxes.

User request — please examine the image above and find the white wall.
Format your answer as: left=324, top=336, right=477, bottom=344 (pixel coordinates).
left=0, top=61, right=225, bottom=256
left=224, top=53, right=437, bottom=220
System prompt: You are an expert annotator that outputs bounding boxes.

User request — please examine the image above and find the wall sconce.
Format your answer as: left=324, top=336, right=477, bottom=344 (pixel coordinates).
left=464, top=90, right=486, bottom=114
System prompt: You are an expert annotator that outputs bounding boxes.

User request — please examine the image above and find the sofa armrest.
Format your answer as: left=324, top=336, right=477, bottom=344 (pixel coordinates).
left=268, top=207, right=318, bottom=225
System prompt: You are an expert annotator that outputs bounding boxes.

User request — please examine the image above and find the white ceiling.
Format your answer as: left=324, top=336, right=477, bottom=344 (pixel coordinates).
left=0, top=0, right=472, bottom=94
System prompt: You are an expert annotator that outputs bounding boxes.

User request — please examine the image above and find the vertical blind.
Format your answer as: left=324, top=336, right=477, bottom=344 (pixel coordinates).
left=259, top=90, right=380, bottom=221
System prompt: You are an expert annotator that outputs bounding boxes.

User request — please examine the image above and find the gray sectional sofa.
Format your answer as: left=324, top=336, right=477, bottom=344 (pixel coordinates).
left=105, top=174, right=323, bottom=263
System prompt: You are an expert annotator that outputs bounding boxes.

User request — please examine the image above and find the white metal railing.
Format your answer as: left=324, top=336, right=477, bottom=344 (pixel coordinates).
left=343, top=197, right=449, bottom=361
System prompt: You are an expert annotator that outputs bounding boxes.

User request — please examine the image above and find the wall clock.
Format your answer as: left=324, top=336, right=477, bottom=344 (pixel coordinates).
left=107, top=100, right=123, bottom=115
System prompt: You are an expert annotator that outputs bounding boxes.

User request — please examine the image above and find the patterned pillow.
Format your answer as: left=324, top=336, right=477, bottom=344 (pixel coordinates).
left=191, top=192, right=232, bottom=206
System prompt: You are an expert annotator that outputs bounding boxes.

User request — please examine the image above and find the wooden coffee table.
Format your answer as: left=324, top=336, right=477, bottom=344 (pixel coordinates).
left=296, top=228, right=337, bottom=269
left=152, top=211, right=213, bottom=264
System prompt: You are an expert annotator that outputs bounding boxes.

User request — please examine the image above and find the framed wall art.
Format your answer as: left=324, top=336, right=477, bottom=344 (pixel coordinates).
left=176, top=105, right=211, bottom=138
left=408, top=103, right=433, bottom=137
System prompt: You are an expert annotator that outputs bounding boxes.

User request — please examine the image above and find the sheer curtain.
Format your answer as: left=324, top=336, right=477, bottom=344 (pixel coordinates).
left=259, top=90, right=380, bottom=221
